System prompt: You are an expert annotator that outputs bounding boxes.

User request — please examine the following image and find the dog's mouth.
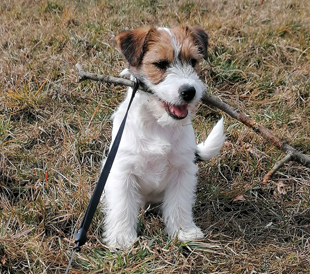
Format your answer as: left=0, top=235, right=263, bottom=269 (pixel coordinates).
left=161, top=101, right=188, bottom=120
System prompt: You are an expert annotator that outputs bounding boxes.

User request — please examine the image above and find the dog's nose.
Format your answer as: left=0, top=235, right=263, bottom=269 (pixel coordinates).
left=178, top=84, right=196, bottom=102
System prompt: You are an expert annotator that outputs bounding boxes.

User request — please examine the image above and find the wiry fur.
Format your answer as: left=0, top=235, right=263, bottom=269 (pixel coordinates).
left=102, top=25, right=225, bottom=249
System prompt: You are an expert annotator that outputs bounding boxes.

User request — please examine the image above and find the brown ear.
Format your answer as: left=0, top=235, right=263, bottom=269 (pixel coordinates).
left=114, top=26, right=152, bottom=67
left=190, top=26, right=209, bottom=60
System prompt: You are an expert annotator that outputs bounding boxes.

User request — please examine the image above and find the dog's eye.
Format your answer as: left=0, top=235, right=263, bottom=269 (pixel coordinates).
left=153, top=60, right=170, bottom=70
left=190, top=58, right=197, bottom=67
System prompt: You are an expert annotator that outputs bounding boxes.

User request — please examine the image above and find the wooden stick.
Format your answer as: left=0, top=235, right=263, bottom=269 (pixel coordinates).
left=262, top=153, right=293, bottom=183
left=75, top=63, right=310, bottom=176
left=200, top=92, right=310, bottom=169
left=76, top=62, right=134, bottom=87
left=76, top=63, right=152, bottom=93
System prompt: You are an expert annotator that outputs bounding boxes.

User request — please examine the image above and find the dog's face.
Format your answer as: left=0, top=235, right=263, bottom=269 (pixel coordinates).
left=115, top=26, right=208, bottom=123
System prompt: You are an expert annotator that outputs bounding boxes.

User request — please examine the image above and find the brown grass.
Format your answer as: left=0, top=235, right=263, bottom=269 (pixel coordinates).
left=1, top=0, right=310, bottom=273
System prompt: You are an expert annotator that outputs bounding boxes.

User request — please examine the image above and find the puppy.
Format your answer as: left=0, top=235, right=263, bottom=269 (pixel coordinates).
left=102, top=25, right=225, bottom=249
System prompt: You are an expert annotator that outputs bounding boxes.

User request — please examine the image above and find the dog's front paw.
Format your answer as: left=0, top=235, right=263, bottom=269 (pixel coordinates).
left=105, top=233, right=138, bottom=250
left=177, top=225, right=204, bottom=242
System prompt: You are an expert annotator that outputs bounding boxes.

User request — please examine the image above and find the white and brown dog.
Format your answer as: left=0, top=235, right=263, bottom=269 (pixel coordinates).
left=102, top=25, right=225, bottom=249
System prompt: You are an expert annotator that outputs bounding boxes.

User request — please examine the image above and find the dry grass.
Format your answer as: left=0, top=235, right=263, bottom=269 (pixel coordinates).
left=1, top=0, right=310, bottom=273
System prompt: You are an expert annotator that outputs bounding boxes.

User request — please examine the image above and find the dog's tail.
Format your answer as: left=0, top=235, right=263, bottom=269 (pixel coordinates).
left=195, top=117, right=225, bottom=162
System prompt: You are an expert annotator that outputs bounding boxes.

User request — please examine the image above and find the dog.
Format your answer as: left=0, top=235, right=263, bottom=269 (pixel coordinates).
left=102, top=25, right=225, bottom=249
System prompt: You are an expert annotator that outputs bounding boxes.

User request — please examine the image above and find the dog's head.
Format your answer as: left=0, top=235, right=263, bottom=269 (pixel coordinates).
left=115, top=25, right=208, bottom=123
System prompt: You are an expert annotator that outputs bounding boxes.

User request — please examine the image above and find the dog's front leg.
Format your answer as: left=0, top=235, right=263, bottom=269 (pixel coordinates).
left=162, top=166, right=204, bottom=242
left=103, top=172, right=140, bottom=249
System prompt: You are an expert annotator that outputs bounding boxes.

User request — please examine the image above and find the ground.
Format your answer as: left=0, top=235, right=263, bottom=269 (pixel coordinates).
left=1, top=0, right=310, bottom=273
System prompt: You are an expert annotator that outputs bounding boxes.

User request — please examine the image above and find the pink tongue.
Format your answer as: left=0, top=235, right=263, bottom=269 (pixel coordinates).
left=168, top=104, right=188, bottom=118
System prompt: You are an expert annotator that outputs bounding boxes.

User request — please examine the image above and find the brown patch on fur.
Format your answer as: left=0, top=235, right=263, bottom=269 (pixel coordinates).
left=190, top=26, right=209, bottom=60
left=141, top=29, right=174, bottom=84
left=114, top=26, right=152, bottom=67
left=171, top=26, right=205, bottom=69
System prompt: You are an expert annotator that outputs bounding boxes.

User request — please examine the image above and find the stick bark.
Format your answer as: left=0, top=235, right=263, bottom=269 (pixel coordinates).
left=75, top=63, right=310, bottom=176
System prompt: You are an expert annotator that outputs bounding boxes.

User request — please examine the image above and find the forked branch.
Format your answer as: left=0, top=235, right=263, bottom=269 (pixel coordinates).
left=201, top=92, right=310, bottom=169
left=262, top=153, right=293, bottom=184
left=75, top=63, right=310, bottom=180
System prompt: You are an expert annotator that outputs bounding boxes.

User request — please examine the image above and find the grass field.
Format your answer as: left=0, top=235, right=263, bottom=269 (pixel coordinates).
left=1, top=0, right=310, bottom=273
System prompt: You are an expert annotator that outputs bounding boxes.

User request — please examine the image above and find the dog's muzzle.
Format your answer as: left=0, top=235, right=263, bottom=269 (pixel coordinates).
left=160, top=84, right=196, bottom=120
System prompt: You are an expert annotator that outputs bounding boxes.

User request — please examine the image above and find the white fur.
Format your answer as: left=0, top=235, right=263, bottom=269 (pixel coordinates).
left=197, top=117, right=225, bottom=161
left=101, top=28, right=225, bottom=249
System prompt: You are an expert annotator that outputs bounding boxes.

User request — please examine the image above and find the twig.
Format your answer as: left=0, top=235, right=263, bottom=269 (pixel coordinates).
left=76, top=63, right=151, bottom=93
left=75, top=63, right=310, bottom=179
left=201, top=92, right=310, bottom=168
left=76, top=62, right=133, bottom=87
left=262, top=153, right=293, bottom=184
